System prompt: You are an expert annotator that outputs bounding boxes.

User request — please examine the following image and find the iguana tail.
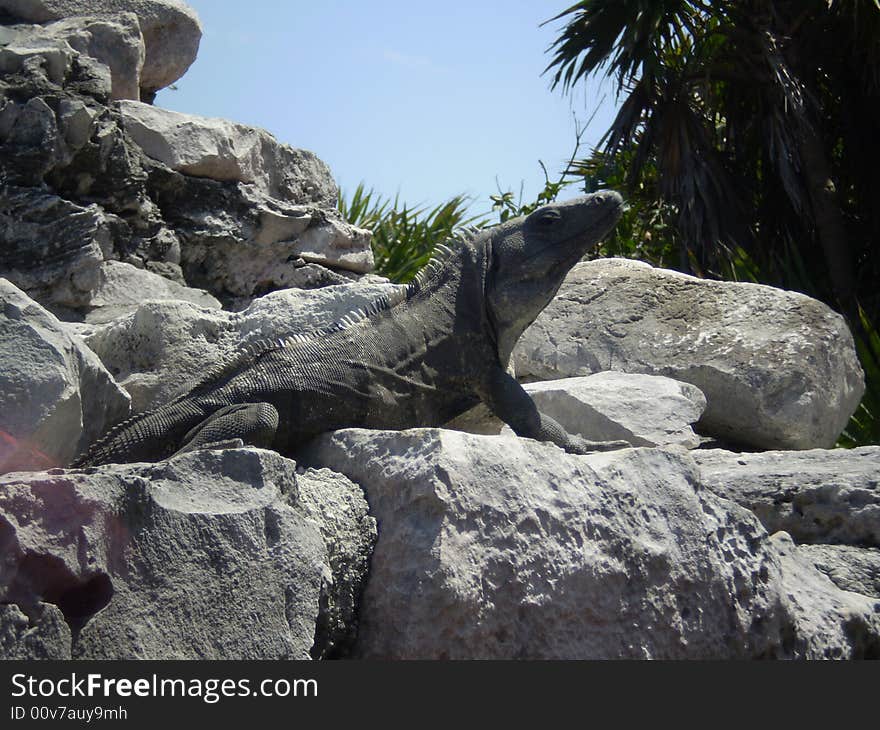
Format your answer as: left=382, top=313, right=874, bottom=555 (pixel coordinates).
left=70, top=401, right=208, bottom=467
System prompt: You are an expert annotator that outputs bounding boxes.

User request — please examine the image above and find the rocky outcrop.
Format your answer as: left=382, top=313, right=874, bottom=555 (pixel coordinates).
left=0, top=13, right=144, bottom=100
left=447, top=371, right=707, bottom=449
left=0, top=279, right=129, bottom=473
left=301, top=429, right=789, bottom=659
left=0, top=1, right=371, bottom=316
left=119, top=100, right=337, bottom=204
left=0, top=447, right=376, bottom=660
left=693, top=447, right=880, bottom=546
left=515, top=259, right=865, bottom=450
left=0, top=0, right=202, bottom=98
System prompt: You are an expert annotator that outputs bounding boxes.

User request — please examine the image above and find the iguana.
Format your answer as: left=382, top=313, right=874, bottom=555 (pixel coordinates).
left=72, top=191, right=628, bottom=467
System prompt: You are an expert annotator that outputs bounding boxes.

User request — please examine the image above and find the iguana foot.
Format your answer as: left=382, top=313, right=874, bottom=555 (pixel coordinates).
left=565, top=437, right=632, bottom=455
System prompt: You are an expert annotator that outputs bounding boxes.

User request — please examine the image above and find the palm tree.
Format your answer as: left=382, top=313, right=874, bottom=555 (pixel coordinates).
left=544, top=0, right=880, bottom=323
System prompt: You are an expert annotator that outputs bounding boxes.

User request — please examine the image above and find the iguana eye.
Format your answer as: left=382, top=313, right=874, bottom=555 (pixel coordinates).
left=535, top=211, right=560, bottom=226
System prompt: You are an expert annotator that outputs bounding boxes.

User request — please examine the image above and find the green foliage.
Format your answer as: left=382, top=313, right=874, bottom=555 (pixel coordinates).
left=838, top=309, right=880, bottom=447
left=490, top=162, right=571, bottom=223
left=544, top=0, right=880, bottom=445
left=339, top=184, right=485, bottom=283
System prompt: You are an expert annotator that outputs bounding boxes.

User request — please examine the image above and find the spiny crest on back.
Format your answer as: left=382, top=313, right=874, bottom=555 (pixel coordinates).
left=74, top=226, right=487, bottom=466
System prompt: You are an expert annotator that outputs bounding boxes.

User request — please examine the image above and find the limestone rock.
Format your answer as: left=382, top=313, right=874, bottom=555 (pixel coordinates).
left=797, top=544, right=880, bottom=599
left=0, top=186, right=110, bottom=309
left=0, top=0, right=202, bottom=95
left=44, top=14, right=145, bottom=100
left=301, top=429, right=786, bottom=659
left=0, top=447, right=374, bottom=659
left=769, top=533, right=880, bottom=659
left=0, top=279, right=129, bottom=472
left=0, top=602, right=72, bottom=659
left=83, top=278, right=402, bottom=411
left=295, top=466, right=377, bottom=658
left=119, top=100, right=338, bottom=205
left=447, top=371, right=706, bottom=449
left=82, top=260, right=220, bottom=323
left=693, top=447, right=880, bottom=546
left=515, top=259, right=865, bottom=450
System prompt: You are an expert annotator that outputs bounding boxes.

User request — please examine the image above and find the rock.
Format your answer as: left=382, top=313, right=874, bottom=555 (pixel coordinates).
left=693, top=447, right=880, bottom=547
left=0, top=186, right=110, bottom=309
left=83, top=278, right=402, bottom=411
left=301, top=429, right=786, bottom=659
left=0, top=279, right=129, bottom=472
left=119, top=100, right=338, bottom=205
left=43, top=14, right=145, bottom=101
left=0, top=0, right=202, bottom=96
left=446, top=371, right=706, bottom=449
left=515, top=258, right=865, bottom=450
left=117, top=103, right=374, bottom=295
left=769, top=533, right=880, bottom=659
left=295, top=466, right=377, bottom=658
left=0, top=602, right=72, bottom=659
left=797, top=544, right=880, bottom=599
left=0, top=447, right=374, bottom=659
left=82, top=260, right=220, bottom=323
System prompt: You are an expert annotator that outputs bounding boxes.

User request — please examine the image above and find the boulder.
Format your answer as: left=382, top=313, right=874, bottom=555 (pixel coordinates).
left=0, top=279, right=129, bottom=472
left=0, top=0, right=202, bottom=96
left=769, top=533, right=880, bottom=659
left=119, top=100, right=338, bottom=205
left=515, top=258, right=865, bottom=450
left=82, top=277, right=401, bottom=411
left=0, top=447, right=375, bottom=659
left=693, top=447, right=880, bottom=546
left=797, top=544, right=880, bottom=600
left=301, top=429, right=787, bottom=659
left=42, top=14, right=144, bottom=100
left=82, top=260, right=220, bottom=323
left=446, top=371, right=706, bottom=449
left=118, top=103, right=374, bottom=295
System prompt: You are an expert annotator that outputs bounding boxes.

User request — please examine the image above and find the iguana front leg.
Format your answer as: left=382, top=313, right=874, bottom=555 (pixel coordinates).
left=478, top=367, right=630, bottom=454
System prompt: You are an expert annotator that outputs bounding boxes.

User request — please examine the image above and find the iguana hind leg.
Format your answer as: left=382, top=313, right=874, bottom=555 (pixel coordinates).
left=171, top=402, right=279, bottom=457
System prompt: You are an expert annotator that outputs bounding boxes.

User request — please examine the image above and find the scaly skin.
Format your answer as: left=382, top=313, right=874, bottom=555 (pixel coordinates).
left=73, top=191, right=628, bottom=467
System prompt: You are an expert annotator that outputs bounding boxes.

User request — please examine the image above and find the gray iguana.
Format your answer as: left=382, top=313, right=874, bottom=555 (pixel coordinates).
left=72, top=191, right=628, bottom=467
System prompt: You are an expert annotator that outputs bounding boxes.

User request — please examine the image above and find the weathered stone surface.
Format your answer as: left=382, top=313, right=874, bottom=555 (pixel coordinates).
left=515, top=259, right=865, bottom=450
left=117, top=103, right=373, bottom=295
left=0, top=0, right=201, bottom=95
left=83, top=278, right=401, bottom=411
left=447, top=371, right=706, bottom=449
left=769, top=533, right=880, bottom=659
left=797, top=544, right=880, bottom=599
left=0, top=279, right=129, bottom=472
left=0, top=447, right=373, bottom=659
left=0, top=602, right=72, bottom=659
left=301, top=429, right=786, bottom=659
left=119, top=100, right=337, bottom=204
left=296, top=466, right=377, bottom=658
left=693, top=447, right=880, bottom=547
left=82, top=260, right=220, bottom=323
left=0, top=186, right=110, bottom=309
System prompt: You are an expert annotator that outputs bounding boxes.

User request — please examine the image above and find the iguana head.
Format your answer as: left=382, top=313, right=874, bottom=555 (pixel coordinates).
left=485, top=190, right=624, bottom=365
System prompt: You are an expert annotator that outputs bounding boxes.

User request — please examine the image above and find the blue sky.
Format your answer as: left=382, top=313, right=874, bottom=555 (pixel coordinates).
left=159, top=1, right=619, bottom=217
